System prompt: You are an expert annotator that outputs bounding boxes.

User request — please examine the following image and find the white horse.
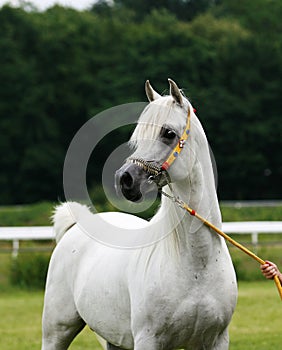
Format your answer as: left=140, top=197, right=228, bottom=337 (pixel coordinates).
left=42, top=79, right=237, bottom=350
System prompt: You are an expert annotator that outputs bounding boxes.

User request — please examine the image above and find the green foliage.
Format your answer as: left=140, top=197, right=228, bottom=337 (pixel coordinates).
left=92, top=0, right=220, bottom=21
left=0, top=1, right=281, bottom=203
left=230, top=244, right=282, bottom=281
left=1, top=200, right=282, bottom=227
left=0, top=201, right=281, bottom=292
left=10, top=253, right=50, bottom=289
left=221, top=205, right=282, bottom=222
left=0, top=202, right=53, bottom=226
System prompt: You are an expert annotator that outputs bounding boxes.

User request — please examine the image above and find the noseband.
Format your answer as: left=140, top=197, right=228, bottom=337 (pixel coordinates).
left=126, top=106, right=192, bottom=183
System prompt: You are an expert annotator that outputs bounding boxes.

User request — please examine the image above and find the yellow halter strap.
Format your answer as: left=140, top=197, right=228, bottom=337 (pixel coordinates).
left=161, top=106, right=191, bottom=171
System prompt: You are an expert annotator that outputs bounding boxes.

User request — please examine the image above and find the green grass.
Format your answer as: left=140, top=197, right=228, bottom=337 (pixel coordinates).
left=0, top=291, right=44, bottom=349
left=229, top=281, right=281, bottom=349
left=0, top=201, right=281, bottom=348
left=0, top=282, right=280, bottom=350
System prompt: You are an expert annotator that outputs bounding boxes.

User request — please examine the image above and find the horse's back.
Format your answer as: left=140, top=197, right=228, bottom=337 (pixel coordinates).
left=48, top=208, right=149, bottom=291
left=52, top=201, right=148, bottom=242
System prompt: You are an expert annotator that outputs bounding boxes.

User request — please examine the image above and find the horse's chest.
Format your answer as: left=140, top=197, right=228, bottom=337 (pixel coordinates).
left=132, top=285, right=228, bottom=349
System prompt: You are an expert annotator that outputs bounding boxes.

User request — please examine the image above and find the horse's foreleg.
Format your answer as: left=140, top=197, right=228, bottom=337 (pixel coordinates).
left=134, top=336, right=161, bottom=350
left=190, top=327, right=229, bottom=350
left=42, top=320, right=85, bottom=350
left=107, top=342, right=126, bottom=350
left=211, top=328, right=229, bottom=350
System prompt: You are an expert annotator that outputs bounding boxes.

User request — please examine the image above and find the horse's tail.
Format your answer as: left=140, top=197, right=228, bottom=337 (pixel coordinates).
left=52, top=201, right=89, bottom=243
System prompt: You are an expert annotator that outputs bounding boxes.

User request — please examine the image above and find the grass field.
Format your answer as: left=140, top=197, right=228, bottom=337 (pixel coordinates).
left=0, top=281, right=280, bottom=350
left=0, top=202, right=281, bottom=349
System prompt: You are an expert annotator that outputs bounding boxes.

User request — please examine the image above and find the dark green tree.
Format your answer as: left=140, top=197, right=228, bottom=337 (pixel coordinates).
left=0, top=1, right=281, bottom=203
left=92, top=0, right=221, bottom=21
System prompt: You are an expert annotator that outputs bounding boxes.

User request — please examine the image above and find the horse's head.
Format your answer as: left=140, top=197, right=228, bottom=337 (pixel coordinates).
left=115, top=79, right=197, bottom=202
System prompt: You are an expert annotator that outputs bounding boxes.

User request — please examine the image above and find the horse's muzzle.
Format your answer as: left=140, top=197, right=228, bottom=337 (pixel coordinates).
left=115, top=162, right=156, bottom=202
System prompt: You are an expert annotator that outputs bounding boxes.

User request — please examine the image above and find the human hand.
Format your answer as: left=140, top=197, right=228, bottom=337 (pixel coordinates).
left=260, top=260, right=279, bottom=280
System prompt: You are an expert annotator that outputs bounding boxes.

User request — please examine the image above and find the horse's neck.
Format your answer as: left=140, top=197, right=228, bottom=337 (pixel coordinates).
left=160, top=143, right=222, bottom=266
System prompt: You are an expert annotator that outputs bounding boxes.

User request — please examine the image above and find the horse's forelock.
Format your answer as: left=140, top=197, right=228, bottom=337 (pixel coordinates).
left=130, top=97, right=177, bottom=147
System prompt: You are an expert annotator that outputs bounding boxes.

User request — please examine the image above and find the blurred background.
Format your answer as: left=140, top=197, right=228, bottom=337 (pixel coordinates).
left=0, top=0, right=281, bottom=205
left=0, top=2, right=281, bottom=348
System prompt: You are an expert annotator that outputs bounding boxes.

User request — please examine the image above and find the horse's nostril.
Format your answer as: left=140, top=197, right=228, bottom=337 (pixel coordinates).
left=120, top=172, right=133, bottom=189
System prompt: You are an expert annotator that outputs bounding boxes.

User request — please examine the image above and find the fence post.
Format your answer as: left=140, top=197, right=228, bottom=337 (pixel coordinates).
left=251, top=232, right=259, bottom=254
left=12, top=239, right=19, bottom=258
left=251, top=232, right=258, bottom=245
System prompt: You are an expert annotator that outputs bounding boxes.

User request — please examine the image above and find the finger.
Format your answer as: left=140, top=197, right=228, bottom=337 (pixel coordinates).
left=266, top=261, right=277, bottom=269
left=265, top=269, right=277, bottom=279
left=260, top=263, right=270, bottom=271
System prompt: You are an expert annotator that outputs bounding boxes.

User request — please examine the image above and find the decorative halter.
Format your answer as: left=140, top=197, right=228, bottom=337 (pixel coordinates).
left=127, top=106, right=193, bottom=179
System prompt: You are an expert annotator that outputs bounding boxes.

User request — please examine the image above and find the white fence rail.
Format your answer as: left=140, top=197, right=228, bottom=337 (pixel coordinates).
left=0, top=226, right=54, bottom=257
left=1, top=222, right=282, bottom=257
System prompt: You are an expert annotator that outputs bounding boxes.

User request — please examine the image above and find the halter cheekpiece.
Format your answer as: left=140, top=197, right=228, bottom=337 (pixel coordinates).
left=161, top=106, right=191, bottom=171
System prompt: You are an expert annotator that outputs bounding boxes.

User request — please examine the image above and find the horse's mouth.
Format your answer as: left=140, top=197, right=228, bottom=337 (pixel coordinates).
left=151, top=171, right=171, bottom=189
left=115, top=162, right=161, bottom=202
left=115, top=163, right=147, bottom=202
left=121, top=188, right=142, bottom=202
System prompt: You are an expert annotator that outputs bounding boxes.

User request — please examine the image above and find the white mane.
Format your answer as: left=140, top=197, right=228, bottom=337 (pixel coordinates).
left=129, top=96, right=194, bottom=261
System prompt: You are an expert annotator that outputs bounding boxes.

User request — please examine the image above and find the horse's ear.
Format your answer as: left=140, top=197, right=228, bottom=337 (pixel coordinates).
left=145, top=80, right=161, bottom=102
left=168, top=78, right=183, bottom=107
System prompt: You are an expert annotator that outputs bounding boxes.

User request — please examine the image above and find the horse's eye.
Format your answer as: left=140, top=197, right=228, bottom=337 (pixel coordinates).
left=162, top=128, right=177, bottom=140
